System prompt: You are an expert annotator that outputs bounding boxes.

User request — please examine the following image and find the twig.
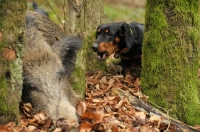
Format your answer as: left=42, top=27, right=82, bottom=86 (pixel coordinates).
left=69, top=0, right=87, bottom=17
left=45, top=0, right=64, bottom=30
left=63, top=0, right=67, bottom=34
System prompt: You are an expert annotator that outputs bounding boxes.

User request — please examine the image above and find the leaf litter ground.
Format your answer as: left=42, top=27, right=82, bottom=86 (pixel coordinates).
left=1, top=65, right=200, bottom=132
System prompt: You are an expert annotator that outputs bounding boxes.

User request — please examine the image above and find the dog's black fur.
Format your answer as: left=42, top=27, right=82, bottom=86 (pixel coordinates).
left=92, top=22, right=144, bottom=78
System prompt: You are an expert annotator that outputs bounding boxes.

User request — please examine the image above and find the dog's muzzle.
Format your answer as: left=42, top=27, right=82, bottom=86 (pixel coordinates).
left=91, top=42, right=109, bottom=60
left=91, top=42, right=98, bottom=52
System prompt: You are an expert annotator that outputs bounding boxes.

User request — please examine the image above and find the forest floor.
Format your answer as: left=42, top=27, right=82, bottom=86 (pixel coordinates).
left=1, top=63, right=200, bottom=131
left=1, top=1, right=200, bottom=132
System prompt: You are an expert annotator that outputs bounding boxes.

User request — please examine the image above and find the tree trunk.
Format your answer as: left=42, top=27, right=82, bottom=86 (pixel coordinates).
left=141, top=0, right=200, bottom=125
left=66, top=0, right=104, bottom=35
left=65, top=0, right=106, bottom=96
left=0, top=0, right=26, bottom=124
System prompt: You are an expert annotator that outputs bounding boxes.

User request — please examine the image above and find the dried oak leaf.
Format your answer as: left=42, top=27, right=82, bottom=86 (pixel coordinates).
left=76, top=101, right=87, bottom=116
left=105, top=96, right=120, bottom=106
left=108, top=78, right=115, bottom=89
left=92, top=98, right=104, bottom=104
left=149, top=115, right=161, bottom=127
left=79, top=122, right=93, bottom=132
left=25, top=125, right=38, bottom=132
left=0, top=126, right=13, bottom=132
left=52, top=128, right=62, bottom=132
left=92, top=111, right=105, bottom=124
left=56, top=118, right=77, bottom=131
left=81, top=111, right=95, bottom=121
left=19, top=117, right=29, bottom=127
left=114, top=98, right=125, bottom=109
left=87, top=78, right=98, bottom=85
left=41, top=117, right=52, bottom=131
left=2, top=48, right=16, bottom=60
left=111, top=125, right=119, bottom=132
left=20, top=102, right=34, bottom=118
left=0, top=122, right=17, bottom=132
left=104, top=116, right=125, bottom=128
left=159, top=123, right=175, bottom=132
left=133, top=90, right=149, bottom=103
left=135, top=111, right=146, bottom=124
left=100, top=76, right=107, bottom=84
left=140, top=125, right=157, bottom=132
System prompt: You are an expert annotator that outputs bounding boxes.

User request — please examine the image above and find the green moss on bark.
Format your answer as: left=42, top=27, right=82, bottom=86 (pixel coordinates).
left=0, top=0, right=26, bottom=124
left=67, top=0, right=105, bottom=97
left=71, top=31, right=107, bottom=97
left=0, top=76, right=7, bottom=112
left=141, top=0, right=200, bottom=125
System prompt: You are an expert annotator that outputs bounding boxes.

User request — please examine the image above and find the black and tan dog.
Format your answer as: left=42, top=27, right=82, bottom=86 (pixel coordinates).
left=92, top=22, right=144, bottom=78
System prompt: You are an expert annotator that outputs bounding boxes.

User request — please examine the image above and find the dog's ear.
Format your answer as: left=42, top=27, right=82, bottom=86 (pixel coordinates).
left=120, top=22, right=135, bottom=49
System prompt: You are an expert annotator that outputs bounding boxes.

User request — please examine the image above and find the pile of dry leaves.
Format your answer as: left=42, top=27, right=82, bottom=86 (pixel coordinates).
left=78, top=71, right=162, bottom=132
left=0, top=70, right=200, bottom=132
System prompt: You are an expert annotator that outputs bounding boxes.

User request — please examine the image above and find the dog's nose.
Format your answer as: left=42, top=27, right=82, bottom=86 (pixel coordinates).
left=91, top=43, right=98, bottom=52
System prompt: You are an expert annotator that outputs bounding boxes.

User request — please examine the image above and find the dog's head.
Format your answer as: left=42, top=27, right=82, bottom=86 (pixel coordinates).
left=91, top=22, right=135, bottom=60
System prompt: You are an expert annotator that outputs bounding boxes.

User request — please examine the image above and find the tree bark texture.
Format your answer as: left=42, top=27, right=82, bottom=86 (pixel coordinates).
left=66, top=0, right=104, bottom=35
left=141, top=0, right=200, bottom=125
left=65, top=0, right=106, bottom=96
left=0, top=0, right=26, bottom=124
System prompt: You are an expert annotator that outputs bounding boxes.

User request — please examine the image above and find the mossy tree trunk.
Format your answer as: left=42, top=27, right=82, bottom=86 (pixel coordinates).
left=141, top=0, right=200, bottom=125
left=65, top=0, right=106, bottom=96
left=0, top=0, right=26, bottom=124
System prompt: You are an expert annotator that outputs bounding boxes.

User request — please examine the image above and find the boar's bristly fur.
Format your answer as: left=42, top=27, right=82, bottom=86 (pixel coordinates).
left=22, top=11, right=82, bottom=127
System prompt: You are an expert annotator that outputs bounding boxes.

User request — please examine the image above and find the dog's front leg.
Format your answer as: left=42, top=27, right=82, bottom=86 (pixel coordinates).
left=121, top=59, right=132, bottom=79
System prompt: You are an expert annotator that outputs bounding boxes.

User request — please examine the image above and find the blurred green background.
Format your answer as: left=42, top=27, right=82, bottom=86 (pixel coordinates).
left=27, top=0, right=146, bottom=25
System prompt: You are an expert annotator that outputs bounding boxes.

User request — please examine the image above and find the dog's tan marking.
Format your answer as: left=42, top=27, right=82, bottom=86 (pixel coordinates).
left=120, top=47, right=129, bottom=53
left=97, top=29, right=101, bottom=32
left=105, top=29, right=109, bottom=33
left=115, top=37, right=120, bottom=43
left=98, top=42, right=119, bottom=56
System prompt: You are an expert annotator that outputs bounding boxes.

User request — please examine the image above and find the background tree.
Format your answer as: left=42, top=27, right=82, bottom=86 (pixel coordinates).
left=65, top=0, right=104, bottom=35
left=0, top=0, right=27, bottom=124
left=64, top=0, right=106, bottom=95
left=141, top=0, right=200, bottom=125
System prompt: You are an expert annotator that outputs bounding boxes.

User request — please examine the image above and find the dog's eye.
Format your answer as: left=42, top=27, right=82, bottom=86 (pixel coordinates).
left=96, top=32, right=101, bottom=36
left=106, top=32, right=112, bottom=36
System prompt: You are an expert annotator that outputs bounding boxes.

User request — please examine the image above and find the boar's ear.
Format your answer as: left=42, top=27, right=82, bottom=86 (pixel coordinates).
left=120, top=22, right=134, bottom=49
